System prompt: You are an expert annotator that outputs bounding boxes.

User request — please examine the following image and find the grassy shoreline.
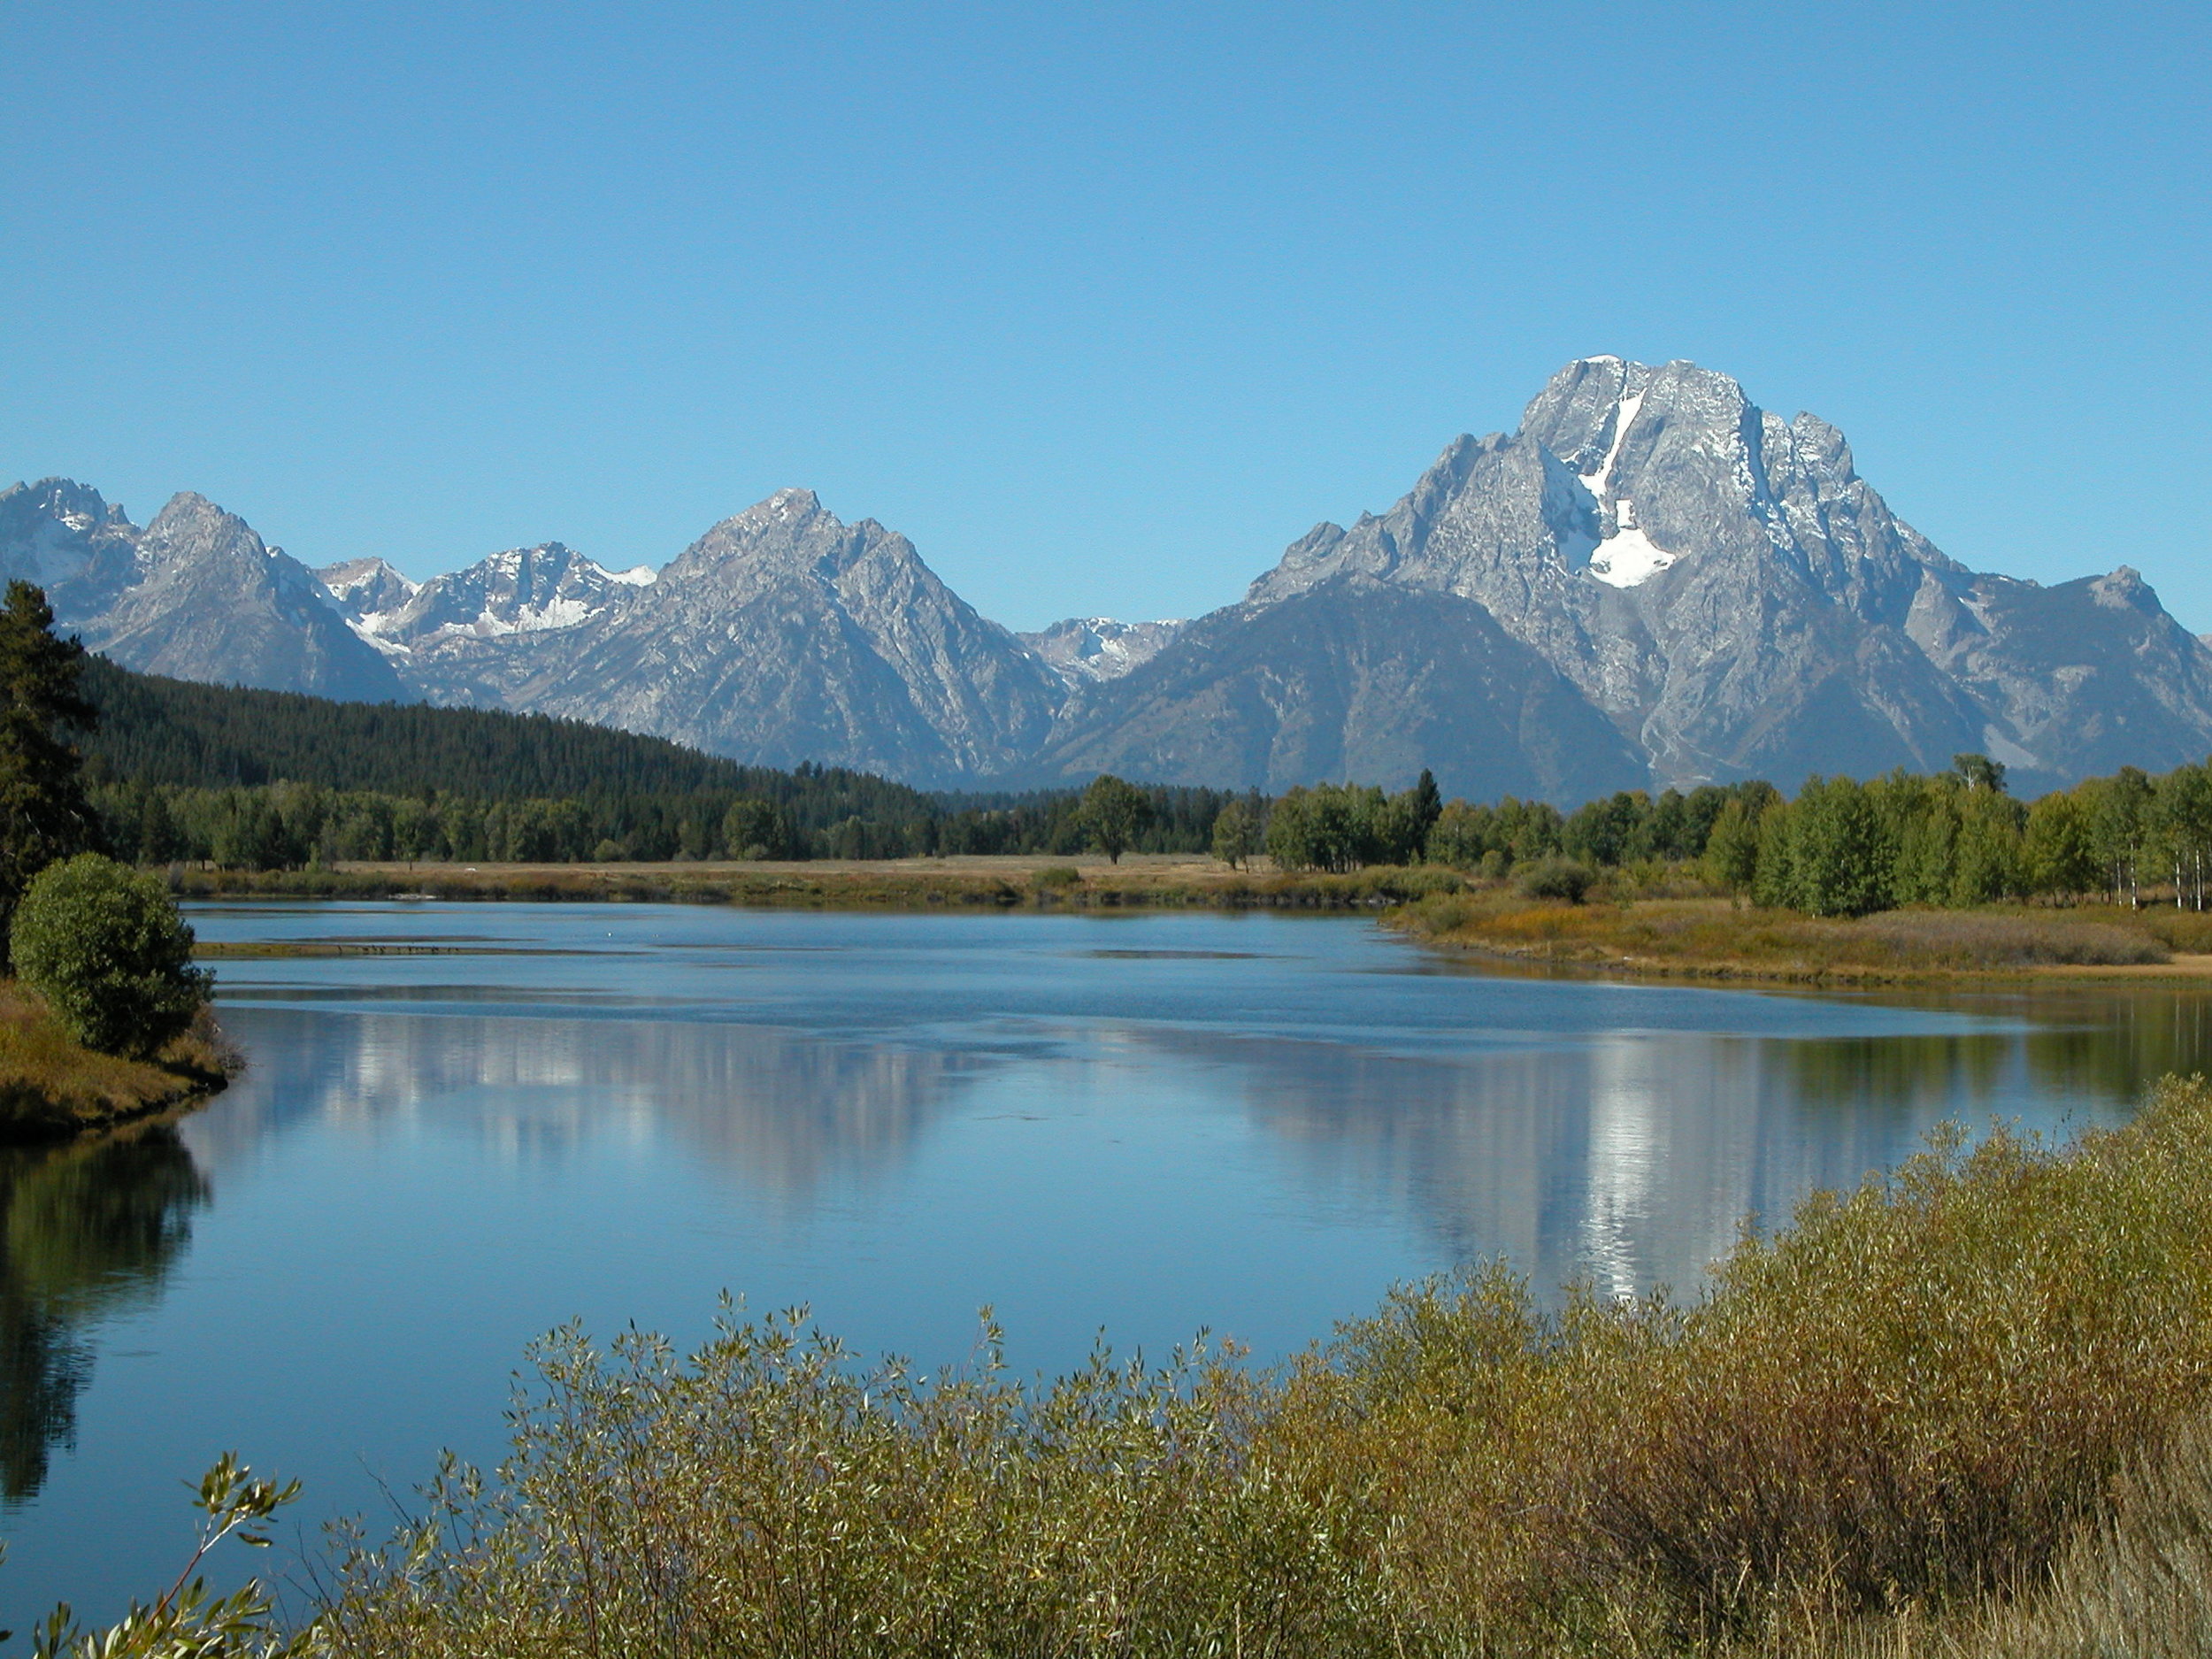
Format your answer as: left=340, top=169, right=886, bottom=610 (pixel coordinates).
left=0, top=982, right=231, bottom=1141
left=173, top=855, right=2212, bottom=987
left=1389, top=888, right=2212, bottom=985
left=168, top=852, right=1466, bottom=911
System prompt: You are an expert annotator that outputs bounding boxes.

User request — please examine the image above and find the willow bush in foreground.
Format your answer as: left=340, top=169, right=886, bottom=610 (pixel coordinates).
left=318, top=1078, right=2212, bottom=1658
left=319, top=1320, right=1393, bottom=1657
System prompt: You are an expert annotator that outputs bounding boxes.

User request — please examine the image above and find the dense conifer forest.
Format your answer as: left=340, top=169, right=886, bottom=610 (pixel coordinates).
left=76, top=659, right=1237, bottom=865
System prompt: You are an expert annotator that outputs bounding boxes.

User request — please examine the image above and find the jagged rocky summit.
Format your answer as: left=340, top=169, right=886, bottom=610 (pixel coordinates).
left=1040, top=357, right=2212, bottom=796
left=0, top=483, right=403, bottom=703
left=6, top=355, right=2209, bottom=799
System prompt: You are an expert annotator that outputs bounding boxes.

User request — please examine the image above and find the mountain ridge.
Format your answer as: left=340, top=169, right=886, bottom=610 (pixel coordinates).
left=9, top=355, right=2207, bottom=799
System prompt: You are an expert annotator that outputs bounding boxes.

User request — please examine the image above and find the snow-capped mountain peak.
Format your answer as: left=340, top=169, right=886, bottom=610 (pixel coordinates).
left=1016, top=617, right=1187, bottom=685
left=318, top=541, right=649, bottom=654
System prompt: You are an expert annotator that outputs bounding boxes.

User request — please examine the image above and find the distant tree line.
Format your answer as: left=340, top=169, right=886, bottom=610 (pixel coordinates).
left=1709, top=755, right=2212, bottom=917
left=78, top=658, right=1251, bottom=868
left=1255, top=772, right=1771, bottom=878
left=1250, top=753, right=2212, bottom=919
left=86, top=727, right=2196, bottom=922
left=79, top=657, right=941, bottom=833
left=68, top=642, right=2212, bottom=914
left=83, top=775, right=1261, bottom=871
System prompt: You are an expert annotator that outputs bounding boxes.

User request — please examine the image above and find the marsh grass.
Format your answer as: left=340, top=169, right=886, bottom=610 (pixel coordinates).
left=314, top=1076, right=2212, bottom=1656
left=2137, top=909, right=2212, bottom=955
left=1395, top=893, right=2174, bottom=979
left=0, top=983, right=227, bottom=1138
left=1757, top=1413, right=2212, bottom=1658
left=167, top=859, right=1477, bottom=914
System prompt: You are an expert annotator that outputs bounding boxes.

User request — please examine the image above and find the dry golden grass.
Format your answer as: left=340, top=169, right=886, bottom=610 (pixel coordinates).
left=168, top=856, right=1471, bottom=913
left=1755, top=1412, right=2212, bottom=1658
left=1396, top=892, right=2177, bottom=981
left=0, top=981, right=228, bottom=1138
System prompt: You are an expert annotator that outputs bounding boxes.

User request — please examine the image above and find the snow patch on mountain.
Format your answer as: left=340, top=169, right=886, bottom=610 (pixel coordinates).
left=330, top=542, right=644, bottom=651
left=1586, top=525, right=1677, bottom=588
left=464, top=595, right=596, bottom=636
left=1576, top=388, right=1643, bottom=503
left=1572, top=386, right=1677, bottom=588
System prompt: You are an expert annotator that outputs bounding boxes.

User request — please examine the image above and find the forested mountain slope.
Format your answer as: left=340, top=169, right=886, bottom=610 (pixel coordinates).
left=77, top=657, right=937, bottom=826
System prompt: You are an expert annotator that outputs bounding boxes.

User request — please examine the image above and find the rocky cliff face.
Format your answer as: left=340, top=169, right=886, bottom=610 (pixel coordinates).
left=318, top=556, right=420, bottom=628
left=1234, top=357, right=2212, bottom=794
left=325, top=542, right=653, bottom=651
left=0, top=479, right=139, bottom=593
left=1033, top=577, right=1647, bottom=801
left=13, top=356, right=2212, bottom=798
left=411, top=489, right=1069, bottom=784
left=0, top=482, right=406, bottom=702
left=320, top=541, right=657, bottom=701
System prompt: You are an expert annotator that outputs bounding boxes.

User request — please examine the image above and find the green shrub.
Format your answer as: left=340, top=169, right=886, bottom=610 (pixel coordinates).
left=1032, top=864, right=1082, bottom=890
left=11, top=854, right=212, bottom=1058
left=1517, top=856, right=1594, bottom=902
left=22, top=1453, right=306, bottom=1657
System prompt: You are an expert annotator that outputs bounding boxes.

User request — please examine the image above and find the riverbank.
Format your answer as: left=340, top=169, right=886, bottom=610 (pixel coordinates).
left=0, top=983, right=230, bottom=1140
left=1390, top=888, right=2212, bottom=983
left=169, top=852, right=1467, bottom=910
left=171, top=857, right=2212, bottom=986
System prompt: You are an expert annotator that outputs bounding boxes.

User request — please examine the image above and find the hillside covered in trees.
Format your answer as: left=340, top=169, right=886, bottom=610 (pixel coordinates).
left=78, top=658, right=1234, bottom=865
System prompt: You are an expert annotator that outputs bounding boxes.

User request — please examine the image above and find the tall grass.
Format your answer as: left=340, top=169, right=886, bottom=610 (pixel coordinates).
left=1395, top=892, right=2174, bottom=977
left=0, top=984, right=228, bottom=1137
left=316, top=1078, right=2212, bottom=1657
left=1771, top=1413, right=2212, bottom=1657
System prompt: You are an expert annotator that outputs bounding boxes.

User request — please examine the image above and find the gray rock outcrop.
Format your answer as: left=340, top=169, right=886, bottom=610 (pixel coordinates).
left=421, top=489, right=1068, bottom=785
left=0, top=482, right=406, bottom=702
left=1033, top=577, right=1647, bottom=801
left=1232, top=357, right=2212, bottom=794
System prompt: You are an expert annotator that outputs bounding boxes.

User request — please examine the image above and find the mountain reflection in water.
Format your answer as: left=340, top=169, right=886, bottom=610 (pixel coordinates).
left=187, top=1010, right=983, bottom=1196
left=9, top=904, right=2212, bottom=1631
left=187, top=981, right=2188, bottom=1311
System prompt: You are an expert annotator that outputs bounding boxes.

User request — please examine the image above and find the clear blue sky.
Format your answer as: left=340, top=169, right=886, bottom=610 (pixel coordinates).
left=3, top=2, right=2205, bottom=631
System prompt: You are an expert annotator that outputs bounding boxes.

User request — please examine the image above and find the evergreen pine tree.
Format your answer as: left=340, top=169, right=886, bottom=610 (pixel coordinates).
left=1410, top=768, right=1442, bottom=846
left=0, top=582, right=98, bottom=955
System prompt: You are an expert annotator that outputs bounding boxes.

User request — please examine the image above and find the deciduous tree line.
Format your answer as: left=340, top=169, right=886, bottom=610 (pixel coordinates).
left=1224, top=755, right=2212, bottom=920
left=1710, top=757, right=2212, bottom=917
left=1256, top=773, right=1767, bottom=878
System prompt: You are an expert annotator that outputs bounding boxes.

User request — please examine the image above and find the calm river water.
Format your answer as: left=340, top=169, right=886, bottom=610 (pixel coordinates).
left=6, top=900, right=2212, bottom=1626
